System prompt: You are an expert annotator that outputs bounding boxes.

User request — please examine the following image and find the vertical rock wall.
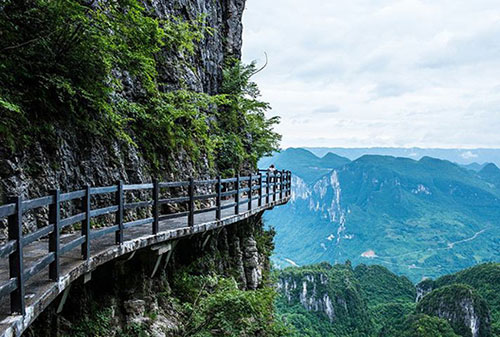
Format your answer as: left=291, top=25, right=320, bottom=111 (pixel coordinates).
left=23, top=213, right=272, bottom=336
left=0, top=0, right=247, bottom=237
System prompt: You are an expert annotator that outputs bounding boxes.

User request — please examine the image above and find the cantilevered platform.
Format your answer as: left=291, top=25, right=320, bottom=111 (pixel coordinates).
left=0, top=171, right=291, bottom=336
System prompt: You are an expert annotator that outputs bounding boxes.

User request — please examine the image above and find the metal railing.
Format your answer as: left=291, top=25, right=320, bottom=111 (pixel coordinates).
left=0, top=169, right=291, bottom=316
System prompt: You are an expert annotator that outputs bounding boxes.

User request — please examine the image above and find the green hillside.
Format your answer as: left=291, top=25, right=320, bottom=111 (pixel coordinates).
left=478, top=164, right=500, bottom=188
left=263, top=149, right=500, bottom=282
left=417, top=284, right=491, bottom=337
left=418, top=263, right=500, bottom=335
left=276, top=263, right=498, bottom=337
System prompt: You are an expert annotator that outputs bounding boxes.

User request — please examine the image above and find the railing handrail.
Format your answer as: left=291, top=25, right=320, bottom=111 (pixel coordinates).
left=0, top=169, right=292, bottom=316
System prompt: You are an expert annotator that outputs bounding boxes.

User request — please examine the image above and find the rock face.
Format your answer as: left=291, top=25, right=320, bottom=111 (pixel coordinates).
left=417, top=284, right=492, bottom=337
left=279, top=274, right=332, bottom=320
left=0, top=0, right=246, bottom=237
left=23, top=215, right=271, bottom=336
left=416, top=278, right=435, bottom=303
left=276, top=263, right=372, bottom=332
left=242, top=236, right=262, bottom=290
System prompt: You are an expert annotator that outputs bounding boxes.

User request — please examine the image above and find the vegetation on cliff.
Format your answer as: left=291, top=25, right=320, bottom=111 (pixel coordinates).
left=0, top=0, right=280, bottom=174
left=276, top=262, right=373, bottom=337
left=418, top=263, right=500, bottom=336
left=171, top=273, right=287, bottom=336
left=416, top=284, right=491, bottom=337
left=275, top=262, right=498, bottom=337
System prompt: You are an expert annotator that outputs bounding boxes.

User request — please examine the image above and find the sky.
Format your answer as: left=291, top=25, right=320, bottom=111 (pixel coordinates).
left=242, top=0, right=500, bottom=149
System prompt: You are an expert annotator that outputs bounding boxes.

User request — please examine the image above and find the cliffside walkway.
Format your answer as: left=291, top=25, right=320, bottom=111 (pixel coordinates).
left=0, top=170, right=291, bottom=336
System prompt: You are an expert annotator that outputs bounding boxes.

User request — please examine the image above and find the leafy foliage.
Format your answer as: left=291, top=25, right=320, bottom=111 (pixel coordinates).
left=217, top=61, right=281, bottom=175
left=400, top=314, right=460, bottom=337
left=61, top=306, right=148, bottom=337
left=0, top=0, right=163, bottom=146
left=172, top=273, right=289, bottom=337
left=354, top=264, right=415, bottom=307
left=416, top=284, right=491, bottom=337
left=275, top=262, right=498, bottom=337
left=0, top=0, right=280, bottom=172
left=423, top=263, right=500, bottom=335
left=275, top=263, right=374, bottom=337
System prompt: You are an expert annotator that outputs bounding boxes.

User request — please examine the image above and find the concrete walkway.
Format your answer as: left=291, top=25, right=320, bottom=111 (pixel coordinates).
left=0, top=194, right=289, bottom=337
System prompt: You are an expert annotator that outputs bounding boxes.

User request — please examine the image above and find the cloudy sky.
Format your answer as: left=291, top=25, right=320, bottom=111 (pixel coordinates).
left=242, top=0, right=500, bottom=149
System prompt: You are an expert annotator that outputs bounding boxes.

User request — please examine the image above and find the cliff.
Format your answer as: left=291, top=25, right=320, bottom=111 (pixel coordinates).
left=416, top=263, right=500, bottom=336
left=275, top=262, right=498, bottom=337
left=0, top=0, right=259, bottom=237
left=0, top=1, right=289, bottom=336
left=23, top=215, right=283, bottom=336
left=416, top=285, right=491, bottom=337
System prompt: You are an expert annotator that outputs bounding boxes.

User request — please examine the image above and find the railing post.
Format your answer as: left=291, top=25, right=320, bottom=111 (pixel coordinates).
left=81, top=185, right=91, bottom=260
left=280, top=170, right=285, bottom=200
left=273, top=170, right=277, bottom=202
left=115, top=180, right=124, bottom=245
left=248, top=173, right=253, bottom=211
left=8, top=196, right=25, bottom=315
left=289, top=171, right=292, bottom=196
left=285, top=171, right=289, bottom=197
left=235, top=174, right=240, bottom=214
left=266, top=172, right=270, bottom=205
left=152, top=179, right=159, bottom=234
left=188, top=177, right=195, bottom=226
left=49, top=189, right=60, bottom=281
left=258, top=173, right=263, bottom=207
left=216, top=176, right=222, bottom=220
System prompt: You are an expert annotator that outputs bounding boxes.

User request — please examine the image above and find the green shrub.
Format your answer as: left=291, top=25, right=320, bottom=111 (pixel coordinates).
left=173, top=273, right=289, bottom=337
left=0, top=0, right=280, bottom=172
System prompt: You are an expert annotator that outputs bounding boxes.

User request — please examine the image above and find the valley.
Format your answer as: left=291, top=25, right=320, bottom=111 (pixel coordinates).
left=261, top=148, right=500, bottom=282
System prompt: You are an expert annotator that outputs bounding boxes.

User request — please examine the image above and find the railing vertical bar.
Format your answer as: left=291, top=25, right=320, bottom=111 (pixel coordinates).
left=248, top=173, right=253, bottom=211
left=82, top=185, right=91, bottom=260
left=8, top=196, right=24, bottom=315
left=216, top=176, right=222, bottom=220
left=115, top=180, right=124, bottom=244
left=48, top=189, right=60, bottom=281
left=273, top=171, right=277, bottom=202
left=235, top=175, right=240, bottom=214
left=258, top=173, right=263, bottom=207
left=152, top=179, right=159, bottom=234
left=266, top=173, right=270, bottom=205
left=188, top=177, right=194, bottom=226
left=280, top=170, right=284, bottom=200
left=285, top=171, right=289, bottom=197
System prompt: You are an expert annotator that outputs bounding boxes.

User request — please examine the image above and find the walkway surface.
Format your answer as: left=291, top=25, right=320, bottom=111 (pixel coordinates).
left=0, top=194, right=289, bottom=337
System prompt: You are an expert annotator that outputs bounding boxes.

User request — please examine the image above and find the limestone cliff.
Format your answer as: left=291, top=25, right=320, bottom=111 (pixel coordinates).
left=23, top=214, right=275, bottom=336
left=416, top=284, right=492, bottom=337
left=0, top=0, right=246, bottom=237
left=276, top=262, right=374, bottom=336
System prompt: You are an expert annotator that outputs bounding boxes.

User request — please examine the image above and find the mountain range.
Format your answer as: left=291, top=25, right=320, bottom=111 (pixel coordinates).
left=261, top=148, right=500, bottom=282
left=303, top=148, right=500, bottom=167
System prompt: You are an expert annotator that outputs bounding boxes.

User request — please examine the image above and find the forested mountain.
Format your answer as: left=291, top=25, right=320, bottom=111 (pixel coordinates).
left=276, top=262, right=499, bottom=337
left=262, top=148, right=500, bottom=282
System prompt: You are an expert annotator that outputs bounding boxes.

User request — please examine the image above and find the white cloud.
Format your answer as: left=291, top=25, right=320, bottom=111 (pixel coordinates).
left=461, top=151, right=479, bottom=159
left=242, top=0, right=500, bottom=148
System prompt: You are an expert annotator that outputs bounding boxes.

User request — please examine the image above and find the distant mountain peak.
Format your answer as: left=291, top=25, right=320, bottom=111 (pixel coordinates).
left=321, top=152, right=348, bottom=160
left=479, top=162, right=500, bottom=174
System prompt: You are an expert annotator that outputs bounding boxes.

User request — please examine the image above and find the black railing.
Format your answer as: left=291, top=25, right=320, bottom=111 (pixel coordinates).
left=0, top=169, right=291, bottom=316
